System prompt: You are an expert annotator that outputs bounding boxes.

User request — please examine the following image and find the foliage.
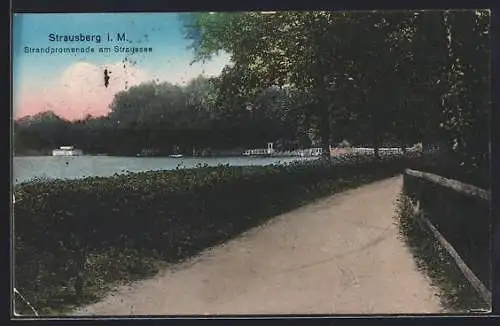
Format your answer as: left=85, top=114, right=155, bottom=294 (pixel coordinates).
left=407, top=158, right=489, bottom=190
left=14, top=76, right=315, bottom=154
left=182, top=10, right=490, bottom=166
left=439, top=10, right=490, bottom=170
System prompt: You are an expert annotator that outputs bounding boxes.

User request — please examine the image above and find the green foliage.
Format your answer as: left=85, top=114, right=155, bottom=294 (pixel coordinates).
left=182, top=10, right=490, bottom=164
left=439, top=11, right=490, bottom=170
left=407, top=158, right=489, bottom=190
left=14, top=154, right=418, bottom=314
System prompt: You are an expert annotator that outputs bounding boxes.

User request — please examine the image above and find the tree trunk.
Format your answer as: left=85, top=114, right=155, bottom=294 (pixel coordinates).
left=370, top=103, right=383, bottom=160
left=372, top=127, right=381, bottom=160
left=319, top=102, right=331, bottom=160
left=374, top=146, right=380, bottom=160
left=400, top=141, right=407, bottom=154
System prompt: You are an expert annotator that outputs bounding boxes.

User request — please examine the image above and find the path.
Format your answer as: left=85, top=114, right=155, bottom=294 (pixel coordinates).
left=74, top=176, right=443, bottom=315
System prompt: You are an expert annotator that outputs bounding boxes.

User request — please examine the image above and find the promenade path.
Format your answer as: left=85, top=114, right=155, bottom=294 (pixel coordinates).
left=74, top=176, right=443, bottom=315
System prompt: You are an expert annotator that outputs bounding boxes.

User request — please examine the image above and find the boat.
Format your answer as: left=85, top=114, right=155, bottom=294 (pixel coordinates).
left=242, top=142, right=275, bottom=157
left=52, top=146, right=83, bottom=156
left=243, top=148, right=272, bottom=157
left=169, top=154, right=183, bottom=158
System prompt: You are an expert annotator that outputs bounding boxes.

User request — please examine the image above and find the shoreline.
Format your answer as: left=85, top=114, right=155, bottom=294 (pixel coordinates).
left=13, top=153, right=319, bottom=159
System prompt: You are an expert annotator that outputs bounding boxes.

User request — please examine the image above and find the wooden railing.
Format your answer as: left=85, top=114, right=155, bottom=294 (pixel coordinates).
left=403, top=168, right=491, bottom=305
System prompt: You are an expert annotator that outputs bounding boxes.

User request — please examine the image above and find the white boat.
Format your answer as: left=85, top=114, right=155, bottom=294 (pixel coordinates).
left=52, top=146, right=83, bottom=156
left=242, top=142, right=275, bottom=157
left=169, top=154, right=183, bottom=158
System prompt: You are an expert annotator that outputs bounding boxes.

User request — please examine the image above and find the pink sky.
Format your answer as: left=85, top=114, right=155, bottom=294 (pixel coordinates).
left=14, top=56, right=231, bottom=121
left=15, top=61, right=153, bottom=121
left=13, top=13, right=234, bottom=122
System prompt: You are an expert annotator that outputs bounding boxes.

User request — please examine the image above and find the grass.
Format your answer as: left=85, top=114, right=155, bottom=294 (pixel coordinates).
left=16, top=247, right=169, bottom=316
left=394, top=193, right=491, bottom=313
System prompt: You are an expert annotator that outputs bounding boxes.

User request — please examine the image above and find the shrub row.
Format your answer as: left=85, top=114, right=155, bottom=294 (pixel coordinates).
left=406, top=152, right=489, bottom=190
left=14, top=153, right=421, bottom=314
left=402, top=171, right=491, bottom=290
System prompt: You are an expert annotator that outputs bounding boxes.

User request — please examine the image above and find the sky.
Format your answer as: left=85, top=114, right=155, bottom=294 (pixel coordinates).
left=12, top=13, right=231, bottom=121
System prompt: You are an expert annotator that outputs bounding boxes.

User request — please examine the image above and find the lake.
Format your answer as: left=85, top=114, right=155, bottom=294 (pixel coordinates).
left=13, top=156, right=315, bottom=184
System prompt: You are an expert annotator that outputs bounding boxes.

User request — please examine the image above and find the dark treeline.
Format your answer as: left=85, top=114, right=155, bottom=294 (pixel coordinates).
left=14, top=10, right=490, bottom=177
left=13, top=77, right=321, bottom=156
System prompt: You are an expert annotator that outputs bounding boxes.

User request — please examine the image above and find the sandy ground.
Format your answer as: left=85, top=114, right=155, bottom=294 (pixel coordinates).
left=73, top=176, right=443, bottom=316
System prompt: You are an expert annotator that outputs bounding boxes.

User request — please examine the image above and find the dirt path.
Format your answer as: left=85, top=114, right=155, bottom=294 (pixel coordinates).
left=74, top=176, right=443, bottom=315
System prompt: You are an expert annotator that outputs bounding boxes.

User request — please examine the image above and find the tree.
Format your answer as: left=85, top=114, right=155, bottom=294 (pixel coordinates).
left=181, top=11, right=431, bottom=158
left=440, top=10, right=490, bottom=171
left=183, top=12, right=350, bottom=157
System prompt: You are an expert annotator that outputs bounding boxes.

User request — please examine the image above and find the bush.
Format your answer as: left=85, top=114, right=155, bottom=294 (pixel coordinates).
left=402, top=172, right=491, bottom=291
left=407, top=152, right=489, bottom=190
left=13, top=154, right=420, bottom=314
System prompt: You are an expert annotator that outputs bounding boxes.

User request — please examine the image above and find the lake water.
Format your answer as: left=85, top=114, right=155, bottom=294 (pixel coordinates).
left=13, top=156, right=314, bottom=184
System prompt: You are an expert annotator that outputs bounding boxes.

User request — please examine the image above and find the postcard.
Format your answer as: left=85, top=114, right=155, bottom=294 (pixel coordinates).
left=12, top=11, right=491, bottom=317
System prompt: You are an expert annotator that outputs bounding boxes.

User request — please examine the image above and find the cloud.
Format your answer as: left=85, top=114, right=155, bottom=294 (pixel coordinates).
left=15, top=61, right=150, bottom=120
left=14, top=54, right=231, bottom=121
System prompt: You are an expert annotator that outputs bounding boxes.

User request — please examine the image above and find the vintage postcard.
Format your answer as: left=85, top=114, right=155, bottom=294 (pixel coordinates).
left=12, top=10, right=491, bottom=317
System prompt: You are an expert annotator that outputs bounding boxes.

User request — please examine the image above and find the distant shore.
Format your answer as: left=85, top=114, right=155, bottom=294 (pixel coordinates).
left=13, top=153, right=312, bottom=159
left=13, top=146, right=416, bottom=159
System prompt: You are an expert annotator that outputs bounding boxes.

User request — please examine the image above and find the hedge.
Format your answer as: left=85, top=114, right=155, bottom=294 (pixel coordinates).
left=13, top=153, right=421, bottom=315
left=402, top=171, right=491, bottom=291
left=407, top=151, right=490, bottom=190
